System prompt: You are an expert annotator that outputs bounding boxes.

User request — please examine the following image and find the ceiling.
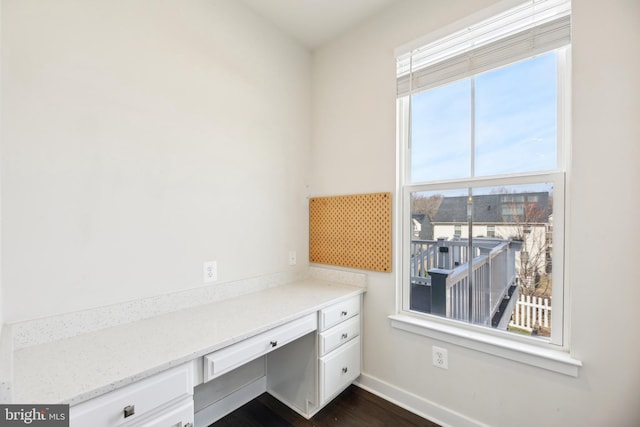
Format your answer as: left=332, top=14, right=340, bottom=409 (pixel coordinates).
left=239, top=0, right=400, bottom=50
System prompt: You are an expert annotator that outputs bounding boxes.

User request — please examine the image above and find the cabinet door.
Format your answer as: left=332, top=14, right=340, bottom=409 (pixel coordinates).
left=319, top=336, right=360, bottom=404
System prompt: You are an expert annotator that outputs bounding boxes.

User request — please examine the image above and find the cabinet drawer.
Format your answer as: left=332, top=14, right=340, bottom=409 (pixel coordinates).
left=70, top=364, right=192, bottom=427
left=123, top=397, right=193, bottom=427
left=319, top=295, right=360, bottom=331
left=318, top=315, right=360, bottom=356
left=319, top=336, right=360, bottom=404
left=204, top=313, right=317, bottom=382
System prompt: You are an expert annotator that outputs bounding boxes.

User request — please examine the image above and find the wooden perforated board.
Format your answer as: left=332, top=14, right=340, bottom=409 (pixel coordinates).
left=309, top=192, right=392, bottom=272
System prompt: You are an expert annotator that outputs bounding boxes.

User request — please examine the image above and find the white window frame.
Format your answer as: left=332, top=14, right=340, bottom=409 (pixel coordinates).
left=391, top=0, right=581, bottom=376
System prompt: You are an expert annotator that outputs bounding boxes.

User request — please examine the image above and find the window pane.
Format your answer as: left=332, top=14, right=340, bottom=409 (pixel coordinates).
left=475, top=53, right=558, bottom=176
left=410, top=79, right=471, bottom=182
left=409, top=183, right=554, bottom=338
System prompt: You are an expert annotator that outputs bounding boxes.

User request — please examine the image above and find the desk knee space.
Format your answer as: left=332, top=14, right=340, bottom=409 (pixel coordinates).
left=194, top=294, right=362, bottom=425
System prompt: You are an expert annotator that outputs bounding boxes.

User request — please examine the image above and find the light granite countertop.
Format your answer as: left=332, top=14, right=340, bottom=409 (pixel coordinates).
left=7, top=278, right=365, bottom=406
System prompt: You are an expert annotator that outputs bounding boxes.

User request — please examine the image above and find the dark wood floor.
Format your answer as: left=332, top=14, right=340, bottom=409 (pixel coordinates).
left=210, top=385, right=441, bottom=427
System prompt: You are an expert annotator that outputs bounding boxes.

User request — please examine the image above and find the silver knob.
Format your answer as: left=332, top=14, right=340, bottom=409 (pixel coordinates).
left=123, top=405, right=135, bottom=418
left=341, top=333, right=348, bottom=339
left=341, top=310, right=348, bottom=316
left=342, top=367, right=348, bottom=373
left=270, top=340, right=278, bottom=347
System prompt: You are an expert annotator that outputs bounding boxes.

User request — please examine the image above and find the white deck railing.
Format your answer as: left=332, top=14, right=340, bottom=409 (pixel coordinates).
left=411, top=237, right=520, bottom=326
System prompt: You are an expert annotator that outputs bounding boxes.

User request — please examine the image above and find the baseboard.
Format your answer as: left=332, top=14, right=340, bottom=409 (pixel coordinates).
left=355, top=374, right=488, bottom=427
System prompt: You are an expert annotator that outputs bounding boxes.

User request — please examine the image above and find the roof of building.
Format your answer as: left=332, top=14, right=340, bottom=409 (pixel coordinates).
left=432, top=192, right=550, bottom=224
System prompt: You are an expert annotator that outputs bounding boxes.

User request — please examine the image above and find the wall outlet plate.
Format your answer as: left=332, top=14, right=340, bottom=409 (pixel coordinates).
left=432, top=346, right=448, bottom=369
left=203, top=261, right=217, bottom=283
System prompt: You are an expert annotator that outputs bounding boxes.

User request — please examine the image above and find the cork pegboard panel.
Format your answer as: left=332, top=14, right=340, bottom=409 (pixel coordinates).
left=309, top=192, right=391, bottom=272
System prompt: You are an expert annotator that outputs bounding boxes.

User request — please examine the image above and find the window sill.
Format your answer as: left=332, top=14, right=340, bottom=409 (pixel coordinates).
left=389, top=314, right=582, bottom=377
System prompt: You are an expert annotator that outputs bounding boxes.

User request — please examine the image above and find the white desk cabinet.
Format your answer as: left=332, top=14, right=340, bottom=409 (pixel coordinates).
left=196, top=294, right=363, bottom=425
left=33, top=282, right=367, bottom=427
left=318, top=295, right=361, bottom=404
left=268, top=294, right=362, bottom=416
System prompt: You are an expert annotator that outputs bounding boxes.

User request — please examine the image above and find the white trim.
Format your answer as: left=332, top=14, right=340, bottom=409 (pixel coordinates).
left=389, top=314, right=581, bottom=377
left=396, top=21, right=571, bottom=347
left=355, top=374, right=489, bottom=427
left=397, top=96, right=412, bottom=314
left=557, top=45, right=572, bottom=347
left=395, top=0, right=526, bottom=58
left=397, top=15, right=570, bottom=96
left=400, top=173, right=566, bottom=345
left=404, top=164, right=565, bottom=192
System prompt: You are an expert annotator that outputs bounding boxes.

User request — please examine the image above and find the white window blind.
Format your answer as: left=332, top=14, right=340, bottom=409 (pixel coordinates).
left=397, top=0, right=571, bottom=97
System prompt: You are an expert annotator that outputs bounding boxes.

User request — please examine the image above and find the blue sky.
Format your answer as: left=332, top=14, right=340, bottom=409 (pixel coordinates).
left=410, top=52, right=558, bottom=183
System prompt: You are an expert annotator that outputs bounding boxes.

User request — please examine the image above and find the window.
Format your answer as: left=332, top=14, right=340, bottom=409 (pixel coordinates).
left=396, top=0, right=571, bottom=349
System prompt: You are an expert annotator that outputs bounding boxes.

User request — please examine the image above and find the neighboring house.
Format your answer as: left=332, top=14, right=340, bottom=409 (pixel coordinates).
left=429, top=192, right=552, bottom=281
left=411, top=213, right=434, bottom=240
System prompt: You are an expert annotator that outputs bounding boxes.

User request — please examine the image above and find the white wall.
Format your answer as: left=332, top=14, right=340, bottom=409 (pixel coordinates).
left=311, top=0, right=640, bottom=426
left=1, top=0, right=311, bottom=322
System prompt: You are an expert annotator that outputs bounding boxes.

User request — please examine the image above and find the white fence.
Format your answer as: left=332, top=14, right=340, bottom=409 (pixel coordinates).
left=509, top=295, right=551, bottom=332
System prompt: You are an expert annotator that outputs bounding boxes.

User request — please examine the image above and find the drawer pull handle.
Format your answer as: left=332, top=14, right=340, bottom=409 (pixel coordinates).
left=270, top=340, right=278, bottom=347
left=341, top=333, right=348, bottom=339
left=342, top=367, right=348, bottom=374
left=341, top=310, right=348, bottom=316
left=123, top=405, right=135, bottom=418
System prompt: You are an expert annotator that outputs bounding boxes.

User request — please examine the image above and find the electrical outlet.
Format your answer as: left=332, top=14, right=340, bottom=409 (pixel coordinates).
left=288, top=251, right=297, bottom=266
left=203, top=261, right=217, bottom=283
left=432, top=346, right=448, bottom=369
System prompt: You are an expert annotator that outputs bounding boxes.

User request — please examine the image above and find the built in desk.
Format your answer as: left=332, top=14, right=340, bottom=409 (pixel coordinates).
left=5, top=278, right=365, bottom=426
